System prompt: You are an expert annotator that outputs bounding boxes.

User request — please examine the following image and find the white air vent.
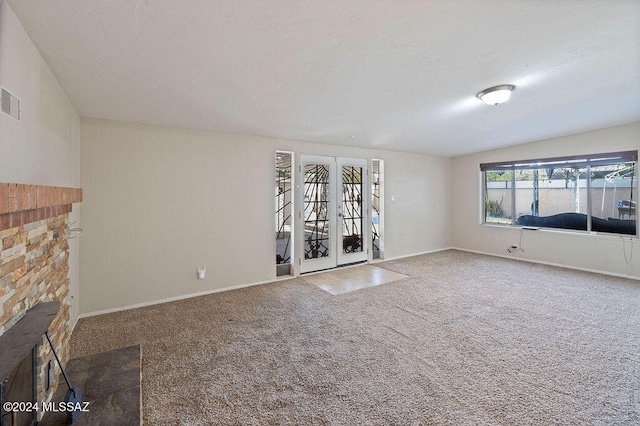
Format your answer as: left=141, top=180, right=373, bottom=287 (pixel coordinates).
left=1, top=88, right=21, bottom=121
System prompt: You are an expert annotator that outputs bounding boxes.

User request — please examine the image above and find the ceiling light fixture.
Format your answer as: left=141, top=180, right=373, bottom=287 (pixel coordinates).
left=477, top=84, right=516, bottom=106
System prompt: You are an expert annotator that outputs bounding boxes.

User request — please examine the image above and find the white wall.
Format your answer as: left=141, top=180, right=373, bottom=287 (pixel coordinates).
left=80, top=118, right=451, bottom=314
left=451, top=122, right=640, bottom=278
left=0, top=2, right=82, bottom=321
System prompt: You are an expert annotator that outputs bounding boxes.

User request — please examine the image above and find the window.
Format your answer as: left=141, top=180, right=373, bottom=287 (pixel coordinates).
left=275, top=152, right=293, bottom=276
left=481, top=151, right=637, bottom=236
left=372, top=159, right=383, bottom=259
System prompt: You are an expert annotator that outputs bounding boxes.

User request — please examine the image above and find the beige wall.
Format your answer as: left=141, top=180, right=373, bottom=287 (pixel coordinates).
left=80, top=118, right=451, bottom=314
left=451, top=122, right=640, bottom=278
left=0, top=2, right=81, bottom=322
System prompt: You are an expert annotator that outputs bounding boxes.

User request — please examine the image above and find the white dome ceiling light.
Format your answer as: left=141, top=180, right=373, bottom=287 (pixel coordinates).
left=477, top=84, right=516, bottom=106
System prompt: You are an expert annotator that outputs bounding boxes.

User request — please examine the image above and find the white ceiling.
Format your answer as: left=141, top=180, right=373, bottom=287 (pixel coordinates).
left=7, top=0, right=640, bottom=156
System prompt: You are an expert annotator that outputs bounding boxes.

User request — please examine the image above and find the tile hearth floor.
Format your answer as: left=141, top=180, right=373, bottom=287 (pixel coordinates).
left=40, top=344, right=141, bottom=426
left=302, top=264, right=408, bottom=295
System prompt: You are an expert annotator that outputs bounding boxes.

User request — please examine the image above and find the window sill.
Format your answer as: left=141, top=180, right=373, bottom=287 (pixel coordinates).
left=481, top=222, right=637, bottom=240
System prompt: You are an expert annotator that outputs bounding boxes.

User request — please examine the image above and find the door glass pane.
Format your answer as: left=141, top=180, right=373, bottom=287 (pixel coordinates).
left=304, top=164, right=331, bottom=259
left=342, top=166, right=363, bottom=254
left=275, top=152, right=292, bottom=275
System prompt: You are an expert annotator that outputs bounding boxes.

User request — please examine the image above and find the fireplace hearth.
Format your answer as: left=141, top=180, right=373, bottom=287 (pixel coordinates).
left=0, top=302, right=60, bottom=426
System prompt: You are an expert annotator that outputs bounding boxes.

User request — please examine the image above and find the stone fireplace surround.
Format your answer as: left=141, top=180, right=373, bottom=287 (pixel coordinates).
left=0, top=183, right=82, bottom=421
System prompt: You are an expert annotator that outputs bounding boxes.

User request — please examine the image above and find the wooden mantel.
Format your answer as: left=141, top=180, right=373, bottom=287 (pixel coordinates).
left=0, top=183, right=82, bottom=231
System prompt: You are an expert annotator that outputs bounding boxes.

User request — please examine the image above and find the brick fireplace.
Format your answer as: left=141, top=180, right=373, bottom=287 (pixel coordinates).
left=0, top=183, right=82, bottom=422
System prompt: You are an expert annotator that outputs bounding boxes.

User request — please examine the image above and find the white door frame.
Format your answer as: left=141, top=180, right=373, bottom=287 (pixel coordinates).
left=297, top=155, right=369, bottom=274
left=298, top=155, right=337, bottom=273
left=337, top=157, right=369, bottom=266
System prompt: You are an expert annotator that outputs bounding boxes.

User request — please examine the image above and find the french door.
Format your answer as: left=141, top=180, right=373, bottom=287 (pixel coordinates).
left=299, top=155, right=368, bottom=273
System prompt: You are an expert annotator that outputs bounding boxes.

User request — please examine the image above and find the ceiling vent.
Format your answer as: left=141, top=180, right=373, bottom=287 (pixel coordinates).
left=1, top=88, right=21, bottom=121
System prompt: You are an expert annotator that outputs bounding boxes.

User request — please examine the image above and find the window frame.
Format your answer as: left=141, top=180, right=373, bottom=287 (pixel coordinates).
left=481, top=150, right=638, bottom=237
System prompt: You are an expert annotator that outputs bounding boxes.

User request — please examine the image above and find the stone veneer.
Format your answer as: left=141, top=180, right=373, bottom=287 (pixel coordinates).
left=0, top=183, right=82, bottom=418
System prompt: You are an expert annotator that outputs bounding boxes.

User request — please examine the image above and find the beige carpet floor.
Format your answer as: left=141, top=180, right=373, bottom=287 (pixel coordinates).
left=70, top=250, right=640, bottom=425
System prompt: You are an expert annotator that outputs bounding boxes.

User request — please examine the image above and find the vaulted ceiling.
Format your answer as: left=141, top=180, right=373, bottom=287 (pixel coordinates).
left=7, top=0, right=640, bottom=156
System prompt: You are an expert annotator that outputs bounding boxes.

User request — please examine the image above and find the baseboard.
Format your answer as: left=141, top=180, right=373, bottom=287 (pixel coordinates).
left=371, top=246, right=453, bottom=263
left=78, top=278, right=279, bottom=319
left=451, top=246, right=640, bottom=281
left=78, top=246, right=467, bottom=319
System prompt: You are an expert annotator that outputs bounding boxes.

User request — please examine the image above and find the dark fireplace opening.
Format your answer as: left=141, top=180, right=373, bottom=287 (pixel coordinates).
left=0, top=347, right=37, bottom=426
